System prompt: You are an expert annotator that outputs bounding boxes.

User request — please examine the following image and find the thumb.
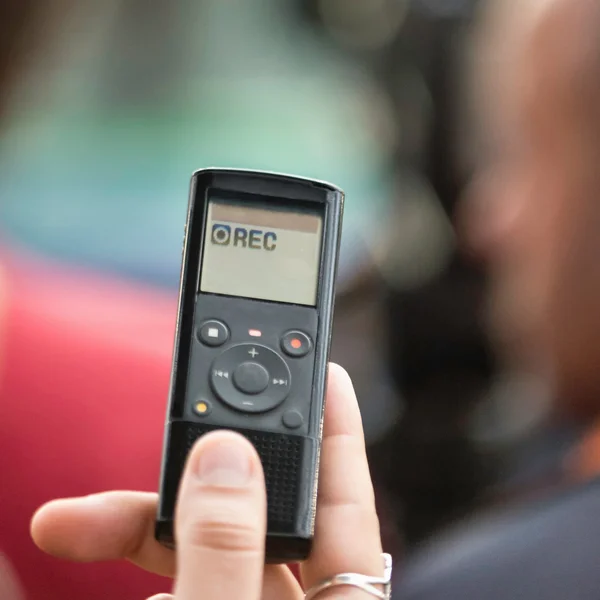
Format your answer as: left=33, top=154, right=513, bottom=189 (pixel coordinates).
left=173, top=431, right=267, bottom=600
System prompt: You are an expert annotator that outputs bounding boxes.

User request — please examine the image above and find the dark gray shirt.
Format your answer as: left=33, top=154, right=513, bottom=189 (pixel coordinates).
left=394, top=478, right=600, bottom=600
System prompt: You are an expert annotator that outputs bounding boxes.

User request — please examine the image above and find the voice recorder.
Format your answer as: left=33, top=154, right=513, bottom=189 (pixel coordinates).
left=155, top=168, right=344, bottom=563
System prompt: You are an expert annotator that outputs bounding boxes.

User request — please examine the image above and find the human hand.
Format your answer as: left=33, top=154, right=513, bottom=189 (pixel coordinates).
left=30, top=364, right=388, bottom=599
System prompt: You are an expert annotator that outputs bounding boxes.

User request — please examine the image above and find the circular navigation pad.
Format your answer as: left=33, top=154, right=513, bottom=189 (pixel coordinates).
left=210, top=344, right=291, bottom=414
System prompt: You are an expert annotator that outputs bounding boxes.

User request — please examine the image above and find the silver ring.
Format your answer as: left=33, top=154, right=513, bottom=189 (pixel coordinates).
left=304, top=553, right=393, bottom=599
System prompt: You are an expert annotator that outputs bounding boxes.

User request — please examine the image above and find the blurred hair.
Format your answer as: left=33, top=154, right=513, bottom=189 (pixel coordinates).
left=0, top=0, right=64, bottom=114
left=0, top=2, right=38, bottom=93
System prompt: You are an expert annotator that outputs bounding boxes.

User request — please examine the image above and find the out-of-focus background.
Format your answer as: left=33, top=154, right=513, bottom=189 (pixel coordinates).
left=0, top=0, right=573, bottom=598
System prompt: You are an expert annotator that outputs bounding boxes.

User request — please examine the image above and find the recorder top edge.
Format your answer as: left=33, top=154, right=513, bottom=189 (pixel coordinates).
left=191, top=167, right=345, bottom=196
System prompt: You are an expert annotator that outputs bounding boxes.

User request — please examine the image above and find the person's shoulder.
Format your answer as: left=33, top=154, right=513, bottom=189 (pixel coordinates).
left=394, top=478, right=600, bottom=600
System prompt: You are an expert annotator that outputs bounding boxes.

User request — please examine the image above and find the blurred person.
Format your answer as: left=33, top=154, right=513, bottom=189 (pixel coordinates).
left=390, top=0, right=600, bottom=597
left=349, top=2, right=507, bottom=551
left=373, top=248, right=496, bottom=550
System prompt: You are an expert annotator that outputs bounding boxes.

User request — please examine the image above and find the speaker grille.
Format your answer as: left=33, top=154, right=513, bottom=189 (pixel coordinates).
left=180, top=423, right=304, bottom=532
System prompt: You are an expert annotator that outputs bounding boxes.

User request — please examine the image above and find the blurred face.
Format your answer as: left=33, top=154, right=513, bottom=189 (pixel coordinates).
left=463, top=0, right=600, bottom=409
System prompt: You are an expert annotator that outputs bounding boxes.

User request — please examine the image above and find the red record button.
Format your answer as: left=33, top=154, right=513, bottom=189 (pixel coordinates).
left=281, top=330, right=312, bottom=358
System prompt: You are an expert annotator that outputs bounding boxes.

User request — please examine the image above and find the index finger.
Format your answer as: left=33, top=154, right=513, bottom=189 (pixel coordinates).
left=30, top=491, right=176, bottom=577
left=300, top=364, right=384, bottom=594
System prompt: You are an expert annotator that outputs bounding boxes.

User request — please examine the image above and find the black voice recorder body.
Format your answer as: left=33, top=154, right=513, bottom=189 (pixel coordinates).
left=155, top=168, right=344, bottom=563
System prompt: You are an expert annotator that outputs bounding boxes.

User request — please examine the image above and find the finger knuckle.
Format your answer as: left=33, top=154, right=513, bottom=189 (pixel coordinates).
left=323, top=501, right=380, bottom=535
left=183, top=514, right=261, bottom=553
